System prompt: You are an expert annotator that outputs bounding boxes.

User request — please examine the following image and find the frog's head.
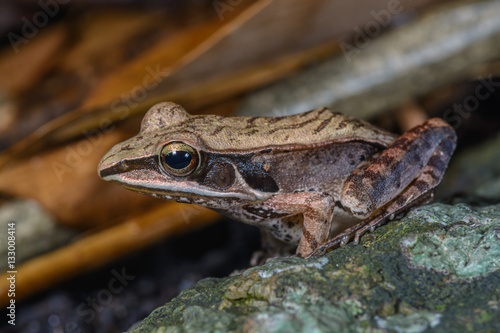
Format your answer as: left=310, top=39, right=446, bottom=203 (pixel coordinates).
left=97, top=102, right=275, bottom=207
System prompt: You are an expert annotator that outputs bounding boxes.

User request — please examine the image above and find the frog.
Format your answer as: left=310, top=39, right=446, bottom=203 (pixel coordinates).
left=97, top=102, right=456, bottom=260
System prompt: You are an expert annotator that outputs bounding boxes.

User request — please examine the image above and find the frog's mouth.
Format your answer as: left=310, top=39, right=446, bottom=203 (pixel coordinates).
left=109, top=173, right=261, bottom=199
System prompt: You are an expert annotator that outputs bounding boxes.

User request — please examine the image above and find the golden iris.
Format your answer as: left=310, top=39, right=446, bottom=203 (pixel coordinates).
left=160, top=142, right=199, bottom=176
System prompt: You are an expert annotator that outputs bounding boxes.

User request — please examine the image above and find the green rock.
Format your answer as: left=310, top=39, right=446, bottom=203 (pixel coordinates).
left=130, top=203, right=500, bottom=333
left=401, top=205, right=500, bottom=281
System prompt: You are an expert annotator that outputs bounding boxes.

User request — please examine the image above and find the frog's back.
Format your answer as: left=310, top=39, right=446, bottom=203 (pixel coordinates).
left=144, top=103, right=397, bottom=152
left=184, top=108, right=395, bottom=151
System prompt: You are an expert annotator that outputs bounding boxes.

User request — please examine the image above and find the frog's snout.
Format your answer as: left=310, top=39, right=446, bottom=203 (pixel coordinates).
left=98, top=158, right=133, bottom=179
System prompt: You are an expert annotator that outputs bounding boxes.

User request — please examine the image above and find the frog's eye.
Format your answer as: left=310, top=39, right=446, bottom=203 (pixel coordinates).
left=159, top=142, right=200, bottom=176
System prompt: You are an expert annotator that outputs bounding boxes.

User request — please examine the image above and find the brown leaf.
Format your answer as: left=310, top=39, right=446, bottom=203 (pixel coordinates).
left=0, top=23, right=67, bottom=95
left=0, top=202, right=220, bottom=306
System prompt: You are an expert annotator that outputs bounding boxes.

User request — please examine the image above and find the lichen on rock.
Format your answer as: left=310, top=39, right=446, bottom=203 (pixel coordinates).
left=401, top=204, right=500, bottom=281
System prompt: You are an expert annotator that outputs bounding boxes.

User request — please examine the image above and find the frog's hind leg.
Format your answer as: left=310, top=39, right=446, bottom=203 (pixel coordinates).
left=308, top=118, right=456, bottom=257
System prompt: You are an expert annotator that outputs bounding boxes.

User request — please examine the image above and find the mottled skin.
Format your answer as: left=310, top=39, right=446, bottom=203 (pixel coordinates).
left=98, top=102, right=456, bottom=259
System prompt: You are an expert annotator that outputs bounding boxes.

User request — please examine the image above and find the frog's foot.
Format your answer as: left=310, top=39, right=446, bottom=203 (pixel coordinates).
left=351, top=189, right=435, bottom=244
left=250, top=250, right=269, bottom=266
left=251, top=229, right=296, bottom=266
left=249, top=251, right=283, bottom=266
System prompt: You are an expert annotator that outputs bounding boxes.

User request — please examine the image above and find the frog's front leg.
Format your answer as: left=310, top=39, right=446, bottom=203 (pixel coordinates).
left=263, top=193, right=335, bottom=258
left=309, top=118, right=456, bottom=257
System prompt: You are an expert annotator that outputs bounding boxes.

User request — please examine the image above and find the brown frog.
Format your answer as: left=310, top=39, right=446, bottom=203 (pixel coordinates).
left=98, top=102, right=456, bottom=259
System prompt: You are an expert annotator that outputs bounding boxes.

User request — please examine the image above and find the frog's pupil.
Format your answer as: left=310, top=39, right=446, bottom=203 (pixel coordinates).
left=165, top=150, right=191, bottom=169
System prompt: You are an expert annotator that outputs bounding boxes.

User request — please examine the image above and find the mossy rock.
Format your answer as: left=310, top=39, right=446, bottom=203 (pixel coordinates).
left=130, top=203, right=500, bottom=333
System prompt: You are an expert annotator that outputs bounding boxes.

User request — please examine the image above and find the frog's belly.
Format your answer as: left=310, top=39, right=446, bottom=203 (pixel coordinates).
left=222, top=203, right=361, bottom=245
left=257, top=208, right=361, bottom=246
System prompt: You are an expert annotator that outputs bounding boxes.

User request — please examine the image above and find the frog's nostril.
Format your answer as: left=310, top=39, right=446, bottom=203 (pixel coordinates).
left=98, top=159, right=132, bottom=179
left=118, top=160, right=130, bottom=172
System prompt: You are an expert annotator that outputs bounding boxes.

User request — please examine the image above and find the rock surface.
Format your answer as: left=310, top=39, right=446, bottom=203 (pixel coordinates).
left=130, top=203, right=500, bottom=332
